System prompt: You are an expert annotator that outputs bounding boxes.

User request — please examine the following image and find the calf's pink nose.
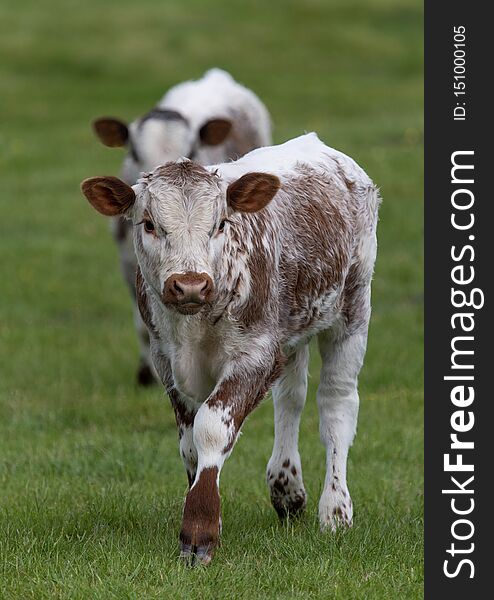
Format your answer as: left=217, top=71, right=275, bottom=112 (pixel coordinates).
left=164, top=272, right=213, bottom=304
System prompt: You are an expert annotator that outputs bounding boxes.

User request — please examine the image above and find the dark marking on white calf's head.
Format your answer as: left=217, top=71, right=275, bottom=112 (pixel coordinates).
left=139, top=108, right=188, bottom=126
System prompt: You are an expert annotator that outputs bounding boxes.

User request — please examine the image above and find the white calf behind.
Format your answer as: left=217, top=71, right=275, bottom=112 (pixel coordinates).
left=91, top=69, right=272, bottom=384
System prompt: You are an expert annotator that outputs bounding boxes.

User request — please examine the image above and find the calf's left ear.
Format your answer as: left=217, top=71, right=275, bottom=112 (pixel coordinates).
left=227, top=172, right=281, bottom=213
left=80, top=176, right=136, bottom=217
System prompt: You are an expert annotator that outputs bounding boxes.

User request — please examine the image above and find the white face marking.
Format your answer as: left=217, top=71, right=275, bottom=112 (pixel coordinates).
left=129, top=119, right=193, bottom=173
left=131, top=165, right=229, bottom=299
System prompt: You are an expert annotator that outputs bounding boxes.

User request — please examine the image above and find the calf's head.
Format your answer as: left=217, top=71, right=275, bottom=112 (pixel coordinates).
left=93, top=112, right=233, bottom=174
left=81, top=162, right=280, bottom=315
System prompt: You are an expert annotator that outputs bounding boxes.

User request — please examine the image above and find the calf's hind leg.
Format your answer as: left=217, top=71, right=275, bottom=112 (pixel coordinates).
left=115, top=218, right=156, bottom=386
left=266, top=344, right=309, bottom=518
left=134, top=306, right=156, bottom=385
left=317, top=329, right=367, bottom=531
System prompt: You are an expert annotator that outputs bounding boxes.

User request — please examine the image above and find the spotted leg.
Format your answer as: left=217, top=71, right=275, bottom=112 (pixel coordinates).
left=266, top=344, right=309, bottom=518
left=317, top=329, right=367, bottom=531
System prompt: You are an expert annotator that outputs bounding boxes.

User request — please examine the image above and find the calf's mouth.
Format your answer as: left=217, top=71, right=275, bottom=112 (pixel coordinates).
left=175, top=301, right=205, bottom=315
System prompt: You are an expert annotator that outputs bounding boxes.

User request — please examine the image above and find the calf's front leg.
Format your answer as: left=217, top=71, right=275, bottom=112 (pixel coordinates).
left=180, top=357, right=282, bottom=565
left=178, top=403, right=226, bottom=565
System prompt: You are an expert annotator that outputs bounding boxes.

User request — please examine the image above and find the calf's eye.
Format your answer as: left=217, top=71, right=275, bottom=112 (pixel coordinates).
left=143, top=219, right=155, bottom=234
left=218, top=220, right=226, bottom=234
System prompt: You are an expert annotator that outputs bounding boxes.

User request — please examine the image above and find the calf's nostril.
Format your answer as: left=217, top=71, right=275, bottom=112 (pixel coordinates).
left=173, top=280, right=184, bottom=295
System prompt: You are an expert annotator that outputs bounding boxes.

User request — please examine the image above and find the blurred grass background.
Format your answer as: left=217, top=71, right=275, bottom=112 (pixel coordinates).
left=0, top=0, right=423, bottom=598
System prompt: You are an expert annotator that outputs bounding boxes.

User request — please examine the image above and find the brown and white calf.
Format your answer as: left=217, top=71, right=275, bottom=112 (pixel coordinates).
left=92, top=68, right=272, bottom=384
left=81, top=133, right=380, bottom=565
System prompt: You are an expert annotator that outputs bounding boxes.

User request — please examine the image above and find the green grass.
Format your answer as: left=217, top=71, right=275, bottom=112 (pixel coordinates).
left=0, top=0, right=423, bottom=597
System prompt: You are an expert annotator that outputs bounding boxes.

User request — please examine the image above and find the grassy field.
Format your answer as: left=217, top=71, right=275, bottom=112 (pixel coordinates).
left=0, top=0, right=423, bottom=598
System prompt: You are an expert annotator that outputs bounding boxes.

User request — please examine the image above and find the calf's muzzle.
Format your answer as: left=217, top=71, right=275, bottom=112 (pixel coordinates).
left=163, top=272, right=213, bottom=315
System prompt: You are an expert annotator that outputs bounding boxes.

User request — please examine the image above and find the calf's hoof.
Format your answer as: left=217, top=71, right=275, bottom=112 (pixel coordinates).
left=179, top=539, right=217, bottom=566
left=179, top=523, right=220, bottom=566
left=319, top=485, right=353, bottom=532
left=267, top=460, right=307, bottom=519
left=270, top=487, right=307, bottom=519
left=136, top=364, right=155, bottom=386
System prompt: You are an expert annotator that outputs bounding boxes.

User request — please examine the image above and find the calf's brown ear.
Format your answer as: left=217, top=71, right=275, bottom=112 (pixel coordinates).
left=80, top=176, right=135, bottom=217
left=92, top=117, right=129, bottom=147
left=199, top=119, right=232, bottom=146
left=227, top=172, right=281, bottom=213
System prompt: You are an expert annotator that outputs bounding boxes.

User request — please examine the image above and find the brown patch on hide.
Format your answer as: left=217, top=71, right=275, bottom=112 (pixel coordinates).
left=199, top=118, right=232, bottom=146
left=228, top=163, right=356, bottom=338
left=81, top=176, right=135, bottom=217
left=274, top=165, right=355, bottom=334
left=92, top=117, right=129, bottom=147
left=180, top=467, right=221, bottom=551
left=341, top=261, right=370, bottom=333
left=227, top=172, right=280, bottom=213
left=240, top=262, right=270, bottom=325
left=295, top=189, right=348, bottom=294
left=207, top=351, right=285, bottom=454
left=233, top=212, right=274, bottom=328
left=172, top=398, right=196, bottom=429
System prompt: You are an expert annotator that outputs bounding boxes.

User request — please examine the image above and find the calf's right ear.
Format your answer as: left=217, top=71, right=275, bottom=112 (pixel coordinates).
left=80, top=176, right=136, bottom=216
left=92, top=117, right=129, bottom=147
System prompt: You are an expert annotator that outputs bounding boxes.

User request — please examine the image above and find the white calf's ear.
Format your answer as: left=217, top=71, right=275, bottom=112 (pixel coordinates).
left=80, top=176, right=136, bottom=216
left=227, top=172, right=281, bottom=213
left=199, top=119, right=232, bottom=146
left=92, top=117, right=129, bottom=147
